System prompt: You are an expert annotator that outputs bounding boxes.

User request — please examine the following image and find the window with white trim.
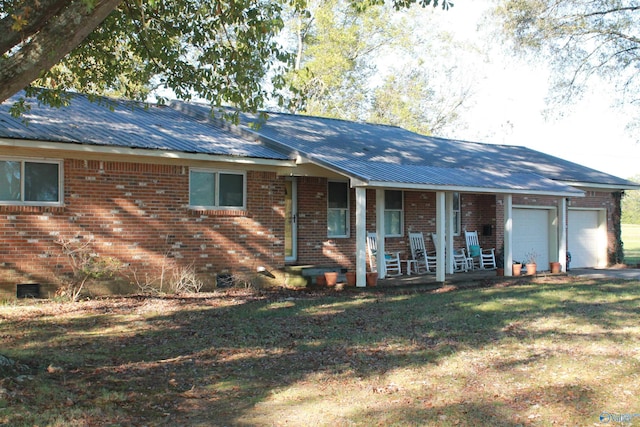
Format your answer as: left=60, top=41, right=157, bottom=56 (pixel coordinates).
left=189, top=168, right=246, bottom=209
left=327, top=181, right=349, bottom=237
left=453, top=192, right=461, bottom=235
left=384, top=190, right=403, bottom=237
left=0, top=158, right=62, bottom=205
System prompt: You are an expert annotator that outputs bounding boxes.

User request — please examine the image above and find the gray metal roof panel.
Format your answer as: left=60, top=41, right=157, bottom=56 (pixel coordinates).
left=328, top=159, right=584, bottom=194
left=238, top=111, right=637, bottom=188
left=0, top=93, right=290, bottom=160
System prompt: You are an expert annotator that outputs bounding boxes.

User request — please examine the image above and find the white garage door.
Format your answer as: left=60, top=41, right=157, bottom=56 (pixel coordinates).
left=513, top=208, right=550, bottom=268
left=568, top=209, right=603, bottom=268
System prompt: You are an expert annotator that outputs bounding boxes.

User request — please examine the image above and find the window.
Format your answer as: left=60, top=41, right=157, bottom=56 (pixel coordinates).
left=327, top=181, right=349, bottom=237
left=453, top=192, right=461, bottom=235
left=384, top=190, right=403, bottom=237
left=189, top=169, right=245, bottom=209
left=0, top=158, right=61, bottom=205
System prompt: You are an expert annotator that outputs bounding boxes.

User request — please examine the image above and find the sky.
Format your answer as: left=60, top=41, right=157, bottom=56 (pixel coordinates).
left=425, top=0, right=640, bottom=180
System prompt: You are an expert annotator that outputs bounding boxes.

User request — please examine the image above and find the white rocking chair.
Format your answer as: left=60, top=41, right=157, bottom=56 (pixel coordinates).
left=408, top=232, right=437, bottom=274
left=366, top=232, right=402, bottom=277
left=464, top=230, right=496, bottom=270
left=431, top=233, right=472, bottom=272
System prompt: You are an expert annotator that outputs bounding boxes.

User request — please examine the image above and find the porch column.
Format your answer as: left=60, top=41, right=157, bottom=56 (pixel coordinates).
left=435, top=191, right=446, bottom=282
left=355, top=187, right=367, bottom=287
left=559, top=197, right=567, bottom=272
left=445, top=192, right=455, bottom=274
left=376, top=188, right=386, bottom=278
left=504, top=194, right=513, bottom=276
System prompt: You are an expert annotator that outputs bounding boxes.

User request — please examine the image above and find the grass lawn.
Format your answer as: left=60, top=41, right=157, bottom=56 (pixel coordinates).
left=623, top=223, right=640, bottom=266
left=1, top=277, right=639, bottom=426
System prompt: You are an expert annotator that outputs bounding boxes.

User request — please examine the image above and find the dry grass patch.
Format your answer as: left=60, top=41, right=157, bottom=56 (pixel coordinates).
left=1, top=280, right=639, bottom=426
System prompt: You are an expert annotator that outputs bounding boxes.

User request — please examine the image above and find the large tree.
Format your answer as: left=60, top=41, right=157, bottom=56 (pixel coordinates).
left=1, top=0, right=451, bottom=115
left=493, top=0, right=640, bottom=108
left=283, top=0, right=404, bottom=120
left=282, top=0, right=469, bottom=133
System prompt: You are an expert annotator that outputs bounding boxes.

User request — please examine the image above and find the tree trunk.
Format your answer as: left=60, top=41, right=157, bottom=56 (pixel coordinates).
left=0, top=0, right=122, bottom=103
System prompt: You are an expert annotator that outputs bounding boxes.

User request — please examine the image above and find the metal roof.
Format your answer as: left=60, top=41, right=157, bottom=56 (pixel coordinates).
left=0, top=93, right=635, bottom=195
left=0, top=93, right=290, bottom=161
left=329, top=159, right=583, bottom=195
left=231, top=110, right=638, bottom=190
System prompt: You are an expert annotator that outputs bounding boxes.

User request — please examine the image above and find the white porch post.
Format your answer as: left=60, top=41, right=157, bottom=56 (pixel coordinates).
left=355, top=187, right=367, bottom=287
left=504, top=194, right=513, bottom=276
left=376, top=188, right=386, bottom=278
left=559, top=197, right=567, bottom=272
left=445, top=192, right=455, bottom=274
left=436, top=191, right=446, bottom=282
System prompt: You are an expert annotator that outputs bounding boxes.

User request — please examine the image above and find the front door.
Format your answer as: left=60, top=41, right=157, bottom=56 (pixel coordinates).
left=284, top=178, right=297, bottom=263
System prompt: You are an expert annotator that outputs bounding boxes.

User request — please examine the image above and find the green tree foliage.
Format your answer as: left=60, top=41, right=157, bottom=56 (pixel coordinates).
left=622, top=175, right=640, bottom=224
left=1, top=0, right=452, bottom=116
left=284, top=0, right=401, bottom=120
left=283, top=0, right=469, bottom=133
left=493, top=0, right=640, bottom=107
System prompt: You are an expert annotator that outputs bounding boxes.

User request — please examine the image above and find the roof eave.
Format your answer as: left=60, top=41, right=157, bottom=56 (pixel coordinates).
left=350, top=179, right=585, bottom=197
left=0, top=137, right=296, bottom=167
left=556, top=180, right=640, bottom=191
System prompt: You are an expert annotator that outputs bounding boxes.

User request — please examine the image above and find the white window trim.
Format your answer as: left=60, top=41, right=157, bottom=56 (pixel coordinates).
left=384, top=189, right=404, bottom=237
left=0, top=156, right=63, bottom=206
left=189, top=168, right=247, bottom=210
left=453, top=192, right=461, bottom=236
left=327, top=180, right=350, bottom=238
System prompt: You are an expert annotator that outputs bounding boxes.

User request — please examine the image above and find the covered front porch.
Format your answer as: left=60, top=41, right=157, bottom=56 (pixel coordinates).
left=348, top=169, right=583, bottom=287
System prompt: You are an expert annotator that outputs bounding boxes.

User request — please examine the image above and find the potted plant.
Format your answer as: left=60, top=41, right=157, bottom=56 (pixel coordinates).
left=324, top=271, right=338, bottom=287
left=549, top=261, right=561, bottom=274
left=345, top=271, right=357, bottom=286
left=512, top=260, right=522, bottom=276
left=524, top=250, right=538, bottom=275
left=366, top=271, right=378, bottom=286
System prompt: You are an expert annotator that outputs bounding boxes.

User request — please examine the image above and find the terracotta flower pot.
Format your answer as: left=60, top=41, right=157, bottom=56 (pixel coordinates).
left=496, top=268, right=504, bottom=277
left=526, top=263, right=537, bottom=275
left=512, top=263, right=522, bottom=276
left=366, top=272, right=378, bottom=286
left=324, top=271, right=338, bottom=287
left=345, top=271, right=356, bottom=286
left=316, top=274, right=326, bottom=286
left=549, top=262, right=561, bottom=274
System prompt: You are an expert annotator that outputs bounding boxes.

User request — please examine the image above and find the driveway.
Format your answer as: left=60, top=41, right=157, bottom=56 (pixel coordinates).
left=569, top=267, right=640, bottom=280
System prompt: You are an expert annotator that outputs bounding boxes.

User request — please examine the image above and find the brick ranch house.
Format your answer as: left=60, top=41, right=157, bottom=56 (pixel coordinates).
left=0, top=92, right=638, bottom=296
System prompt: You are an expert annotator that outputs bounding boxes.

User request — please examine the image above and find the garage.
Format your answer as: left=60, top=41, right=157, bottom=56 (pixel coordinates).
left=568, top=209, right=607, bottom=268
left=513, top=207, right=555, bottom=269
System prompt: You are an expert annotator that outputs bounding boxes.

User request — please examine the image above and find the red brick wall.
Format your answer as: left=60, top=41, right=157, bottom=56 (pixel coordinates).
left=0, top=159, right=285, bottom=296
left=1, top=160, right=622, bottom=297
left=293, top=185, right=498, bottom=268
